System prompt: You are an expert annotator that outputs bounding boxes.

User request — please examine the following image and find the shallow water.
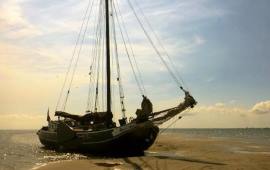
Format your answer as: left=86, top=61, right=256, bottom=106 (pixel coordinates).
left=0, top=128, right=269, bottom=170
left=164, top=128, right=270, bottom=144
left=0, top=130, right=87, bottom=170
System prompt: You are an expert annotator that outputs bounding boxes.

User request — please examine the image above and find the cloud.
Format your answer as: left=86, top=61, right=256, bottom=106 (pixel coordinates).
left=0, top=42, right=67, bottom=74
left=189, top=100, right=270, bottom=116
left=251, top=100, right=270, bottom=114
left=138, top=0, right=228, bottom=25
left=191, top=102, right=246, bottom=114
left=215, top=102, right=225, bottom=107
left=181, top=112, right=197, bottom=117
left=193, top=35, right=206, bottom=45
left=2, top=0, right=268, bottom=129
left=0, top=0, right=42, bottom=38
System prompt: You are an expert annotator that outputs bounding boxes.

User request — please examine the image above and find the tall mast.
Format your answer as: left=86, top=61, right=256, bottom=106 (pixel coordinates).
left=105, top=0, right=112, bottom=118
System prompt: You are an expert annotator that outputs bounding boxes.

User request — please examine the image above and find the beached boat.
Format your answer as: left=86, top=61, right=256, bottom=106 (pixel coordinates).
left=37, top=0, right=196, bottom=153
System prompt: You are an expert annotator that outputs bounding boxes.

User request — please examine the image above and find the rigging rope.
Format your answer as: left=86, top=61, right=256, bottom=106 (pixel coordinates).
left=114, top=0, right=147, bottom=95
left=91, top=0, right=103, bottom=111
left=86, top=65, right=94, bottom=111
left=132, top=0, right=189, bottom=90
left=55, top=0, right=92, bottom=111
left=110, top=25, right=116, bottom=115
left=112, top=2, right=145, bottom=96
left=62, top=0, right=95, bottom=111
left=159, top=116, right=182, bottom=134
left=111, top=1, right=126, bottom=118
left=110, top=0, right=116, bottom=115
left=101, top=19, right=106, bottom=111
left=94, top=0, right=105, bottom=112
left=126, top=0, right=184, bottom=91
left=86, top=0, right=100, bottom=112
left=159, top=106, right=191, bottom=134
left=57, top=0, right=192, bottom=117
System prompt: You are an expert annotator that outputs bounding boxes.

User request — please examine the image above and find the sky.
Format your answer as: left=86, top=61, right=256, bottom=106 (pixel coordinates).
left=0, top=0, right=269, bottom=129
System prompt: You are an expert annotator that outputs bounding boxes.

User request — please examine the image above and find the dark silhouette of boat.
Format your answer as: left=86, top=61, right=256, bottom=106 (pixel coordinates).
left=37, top=0, right=197, bottom=154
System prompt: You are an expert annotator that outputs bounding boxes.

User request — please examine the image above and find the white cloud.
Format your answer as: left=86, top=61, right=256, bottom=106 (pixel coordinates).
left=187, top=100, right=270, bottom=116
left=171, top=100, right=270, bottom=128
left=251, top=100, right=270, bottom=114
left=215, top=102, right=225, bottom=107
left=0, top=0, right=42, bottom=38
left=2, top=0, right=268, bottom=129
left=193, top=35, right=206, bottom=45
left=136, top=0, right=229, bottom=32
left=191, top=102, right=246, bottom=114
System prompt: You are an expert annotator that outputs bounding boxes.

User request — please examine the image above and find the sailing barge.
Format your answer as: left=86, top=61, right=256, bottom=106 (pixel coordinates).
left=37, top=0, right=197, bottom=153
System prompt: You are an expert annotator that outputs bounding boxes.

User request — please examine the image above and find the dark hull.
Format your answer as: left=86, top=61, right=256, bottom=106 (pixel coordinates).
left=37, top=121, right=159, bottom=153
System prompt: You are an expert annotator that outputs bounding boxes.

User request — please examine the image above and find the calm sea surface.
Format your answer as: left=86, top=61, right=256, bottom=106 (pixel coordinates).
left=0, top=128, right=269, bottom=170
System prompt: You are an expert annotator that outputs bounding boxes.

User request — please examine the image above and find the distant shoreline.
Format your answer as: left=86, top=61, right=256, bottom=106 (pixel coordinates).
left=0, top=127, right=269, bottom=131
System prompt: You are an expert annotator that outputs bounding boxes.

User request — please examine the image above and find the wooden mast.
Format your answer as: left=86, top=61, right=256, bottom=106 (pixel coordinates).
left=105, top=0, right=113, bottom=124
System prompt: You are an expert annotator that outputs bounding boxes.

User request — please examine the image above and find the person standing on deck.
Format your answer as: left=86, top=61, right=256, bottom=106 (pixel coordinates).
left=141, top=95, right=153, bottom=115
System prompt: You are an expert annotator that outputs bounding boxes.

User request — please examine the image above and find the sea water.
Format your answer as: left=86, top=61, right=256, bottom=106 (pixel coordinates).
left=0, top=130, right=86, bottom=170
left=0, top=128, right=269, bottom=170
left=164, top=128, right=270, bottom=145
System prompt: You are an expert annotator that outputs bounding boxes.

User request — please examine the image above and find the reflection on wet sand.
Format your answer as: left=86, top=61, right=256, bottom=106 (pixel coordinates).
left=145, top=151, right=226, bottom=166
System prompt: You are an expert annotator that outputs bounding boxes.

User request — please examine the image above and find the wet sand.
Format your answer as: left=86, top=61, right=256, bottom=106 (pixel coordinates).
left=35, top=133, right=270, bottom=170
